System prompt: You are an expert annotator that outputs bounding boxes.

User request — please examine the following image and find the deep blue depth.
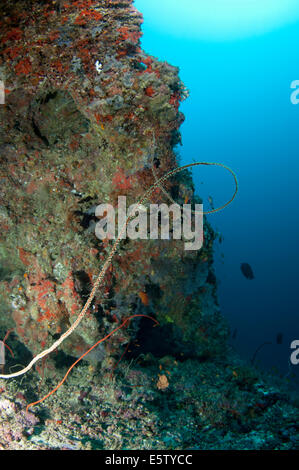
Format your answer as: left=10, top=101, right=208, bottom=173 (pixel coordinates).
left=136, top=5, right=299, bottom=381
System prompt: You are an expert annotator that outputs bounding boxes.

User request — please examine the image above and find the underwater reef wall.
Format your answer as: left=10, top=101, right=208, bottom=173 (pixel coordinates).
left=0, top=0, right=228, bottom=372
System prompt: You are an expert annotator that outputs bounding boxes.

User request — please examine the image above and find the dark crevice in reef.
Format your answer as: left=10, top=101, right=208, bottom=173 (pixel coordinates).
left=31, top=117, right=50, bottom=147
left=126, top=321, right=200, bottom=361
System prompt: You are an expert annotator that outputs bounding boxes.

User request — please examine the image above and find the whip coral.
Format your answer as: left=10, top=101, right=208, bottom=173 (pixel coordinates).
left=0, top=162, right=238, bottom=411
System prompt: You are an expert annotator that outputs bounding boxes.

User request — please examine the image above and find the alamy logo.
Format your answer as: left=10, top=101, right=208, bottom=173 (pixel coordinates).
left=0, top=81, right=5, bottom=105
left=290, top=340, right=299, bottom=365
left=290, top=80, right=299, bottom=104
left=95, top=196, right=204, bottom=251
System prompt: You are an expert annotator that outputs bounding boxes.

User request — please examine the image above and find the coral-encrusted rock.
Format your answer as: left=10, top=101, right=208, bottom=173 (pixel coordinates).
left=0, top=394, right=39, bottom=449
left=0, top=0, right=228, bottom=371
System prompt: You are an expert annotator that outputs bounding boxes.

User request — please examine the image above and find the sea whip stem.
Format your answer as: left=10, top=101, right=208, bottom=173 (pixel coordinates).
left=0, top=162, right=238, bottom=380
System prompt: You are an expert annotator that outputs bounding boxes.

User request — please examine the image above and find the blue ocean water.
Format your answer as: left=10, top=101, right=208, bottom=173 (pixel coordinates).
left=136, top=1, right=299, bottom=380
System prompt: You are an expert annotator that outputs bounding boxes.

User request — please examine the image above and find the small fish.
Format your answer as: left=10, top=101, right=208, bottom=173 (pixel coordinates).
left=138, top=292, right=149, bottom=306
left=240, top=262, right=254, bottom=280
left=276, top=332, right=283, bottom=345
left=232, top=328, right=238, bottom=340
left=208, top=195, right=215, bottom=210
